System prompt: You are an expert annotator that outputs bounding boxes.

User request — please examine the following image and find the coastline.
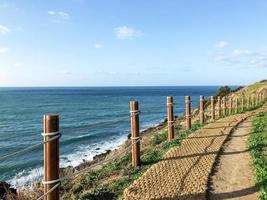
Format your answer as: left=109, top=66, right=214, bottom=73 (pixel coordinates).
left=62, top=117, right=169, bottom=175
left=8, top=117, right=170, bottom=188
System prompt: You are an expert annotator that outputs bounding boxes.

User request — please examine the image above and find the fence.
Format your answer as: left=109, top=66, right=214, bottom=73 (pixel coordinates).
left=0, top=91, right=267, bottom=200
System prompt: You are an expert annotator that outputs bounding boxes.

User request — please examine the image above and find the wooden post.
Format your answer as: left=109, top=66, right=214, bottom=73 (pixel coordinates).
left=199, top=95, right=204, bottom=125
left=247, top=96, right=250, bottom=110
left=241, top=96, right=244, bottom=112
left=252, top=95, right=255, bottom=108
left=223, top=97, right=227, bottom=116
left=130, top=101, right=141, bottom=168
left=229, top=97, right=232, bottom=115
left=185, top=96, right=191, bottom=129
left=210, top=96, right=215, bottom=121
left=235, top=98, right=238, bottom=113
left=167, top=96, right=174, bottom=141
left=43, top=114, right=60, bottom=200
left=218, top=96, right=222, bottom=117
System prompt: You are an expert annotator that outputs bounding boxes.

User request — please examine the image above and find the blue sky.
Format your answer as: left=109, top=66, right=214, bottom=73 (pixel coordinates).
left=0, top=0, right=267, bottom=86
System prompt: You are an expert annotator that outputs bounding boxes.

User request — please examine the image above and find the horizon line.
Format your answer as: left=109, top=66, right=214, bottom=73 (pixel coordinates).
left=0, top=84, right=242, bottom=88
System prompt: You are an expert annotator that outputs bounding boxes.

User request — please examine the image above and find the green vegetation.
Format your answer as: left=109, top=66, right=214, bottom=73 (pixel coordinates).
left=247, top=80, right=267, bottom=91
left=248, top=112, right=267, bottom=200
left=61, top=121, right=202, bottom=200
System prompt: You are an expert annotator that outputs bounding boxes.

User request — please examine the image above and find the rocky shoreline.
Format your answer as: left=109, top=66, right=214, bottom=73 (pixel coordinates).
left=61, top=117, right=169, bottom=175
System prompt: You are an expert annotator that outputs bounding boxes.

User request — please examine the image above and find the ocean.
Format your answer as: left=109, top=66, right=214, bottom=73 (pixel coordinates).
left=0, top=86, right=225, bottom=187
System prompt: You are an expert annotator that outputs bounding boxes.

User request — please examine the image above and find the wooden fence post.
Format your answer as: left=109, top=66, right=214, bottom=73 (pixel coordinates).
left=241, top=95, right=244, bottom=112
left=130, top=101, right=141, bottom=168
left=223, top=97, right=227, bottom=116
left=167, top=96, right=174, bottom=141
left=229, top=97, right=232, bottom=115
left=210, top=96, right=215, bottom=121
left=185, top=96, right=191, bottom=129
left=247, top=96, right=250, bottom=110
left=199, top=95, right=204, bottom=125
left=235, top=98, right=238, bottom=113
left=218, top=96, right=222, bottom=117
left=252, top=95, right=255, bottom=108
left=43, top=114, right=60, bottom=200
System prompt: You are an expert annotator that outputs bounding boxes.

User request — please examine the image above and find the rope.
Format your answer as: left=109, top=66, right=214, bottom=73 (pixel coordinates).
left=36, top=183, right=60, bottom=200
left=167, top=103, right=174, bottom=106
left=0, top=134, right=61, bottom=161
left=130, top=110, right=140, bottom=116
left=41, top=131, right=61, bottom=137
left=59, top=137, right=141, bottom=182
left=62, top=115, right=131, bottom=133
left=167, top=120, right=175, bottom=127
left=131, top=136, right=142, bottom=140
left=36, top=135, right=142, bottom=199
left=42, top=179, right=61, bottom=185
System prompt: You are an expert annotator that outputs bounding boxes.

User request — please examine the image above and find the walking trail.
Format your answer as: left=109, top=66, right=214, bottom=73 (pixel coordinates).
left=208, top=118, right=258, bottom=200
left=122, top=104, right=267, bottom=200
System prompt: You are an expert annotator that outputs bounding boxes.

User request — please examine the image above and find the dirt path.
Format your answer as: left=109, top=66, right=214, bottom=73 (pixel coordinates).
left=208, top=118, right=258, bottom=200
left=122, top=104, right=267, bottom=200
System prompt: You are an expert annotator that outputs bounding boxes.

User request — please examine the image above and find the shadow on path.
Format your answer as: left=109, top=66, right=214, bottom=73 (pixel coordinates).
left=153, top=186, right=258, bottom=200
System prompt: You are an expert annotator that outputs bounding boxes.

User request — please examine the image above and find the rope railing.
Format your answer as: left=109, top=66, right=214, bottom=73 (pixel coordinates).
left=36, top=183, right=60, bottom=200
left=35, top=137, right=141, bottom=200
left=0, top=92, right=266, bottom=200
left=60, top=137, right=141, bottom=182
left=0, top=134, right=61, bottom=161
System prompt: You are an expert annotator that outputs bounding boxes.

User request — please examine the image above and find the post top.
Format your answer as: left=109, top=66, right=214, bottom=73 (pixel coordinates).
left=130, top=101, right=139, bottom=109
left=44, top=113, right=59, bottom=120
left=130, top=100, right=138, bottom=104
left=185, top=96, right=190, bottom=100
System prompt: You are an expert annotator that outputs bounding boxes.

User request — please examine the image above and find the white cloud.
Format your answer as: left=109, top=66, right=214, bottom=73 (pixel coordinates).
left=48, top=11, right=70, bottom=22
left=232, top=49, right=252, bottom=56
left=0, top=47, right=9, bottom=53
left=214, top=47, right=267, bottom=68
left=0, top=25, right=10, bottom=34
left=214, top=41, right=230, bottom=48
left=94, top=43, right=103, bottom=49
left=114, top=26, right=144, bottom=40
left=14, top=62, right=24, bottom=67
left=48, top=11, right=56, bottom=15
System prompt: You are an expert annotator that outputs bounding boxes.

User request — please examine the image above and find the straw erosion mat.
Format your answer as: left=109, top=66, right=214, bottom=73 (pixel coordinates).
left=122, top=104, right=267, bottom=200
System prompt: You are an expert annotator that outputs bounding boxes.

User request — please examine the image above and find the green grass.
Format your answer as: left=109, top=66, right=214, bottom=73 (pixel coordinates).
left=61, top=121, right=203, bottom=200
left=248, top=111, right=267, bottom=200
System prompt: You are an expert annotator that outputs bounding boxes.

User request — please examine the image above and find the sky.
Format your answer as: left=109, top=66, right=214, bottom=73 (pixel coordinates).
left=0, top=0, right=267, bottom=86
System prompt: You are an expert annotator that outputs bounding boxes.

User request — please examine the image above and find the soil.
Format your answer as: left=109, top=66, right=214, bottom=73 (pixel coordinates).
left=208, top=118, right=258, bottom=200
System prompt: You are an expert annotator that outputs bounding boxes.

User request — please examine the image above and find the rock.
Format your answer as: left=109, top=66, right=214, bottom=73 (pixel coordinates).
left=93, top=150, right=111, bottom=161
left=0, top=181, right=16, bottom=199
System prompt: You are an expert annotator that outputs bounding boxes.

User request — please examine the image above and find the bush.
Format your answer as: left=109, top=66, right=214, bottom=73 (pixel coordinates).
left=80, top=187, right=114, bottom=200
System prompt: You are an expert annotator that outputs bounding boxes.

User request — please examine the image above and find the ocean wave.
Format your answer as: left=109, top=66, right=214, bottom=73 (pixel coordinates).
left=9, top=134, right=128, bottom=188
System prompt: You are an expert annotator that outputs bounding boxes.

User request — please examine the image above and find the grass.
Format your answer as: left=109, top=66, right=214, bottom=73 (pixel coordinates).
left=248, top=111, right=267, bottom=200
left=60, top=121, right=203, bottom=200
